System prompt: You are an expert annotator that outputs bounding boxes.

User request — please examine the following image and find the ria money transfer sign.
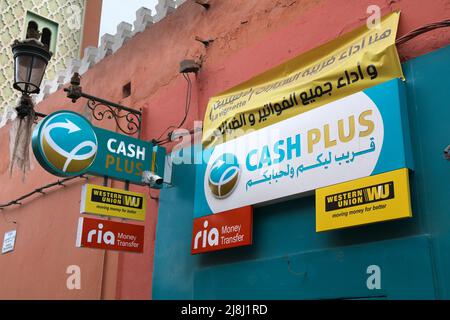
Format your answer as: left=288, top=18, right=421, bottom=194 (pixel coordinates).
left=191, top=206, right=253, bottom=255
left=194, top=79, right=413, bottom=217
left=32, top=110, right=165, bottom=186
left=76, top=217, right=144, bottom=253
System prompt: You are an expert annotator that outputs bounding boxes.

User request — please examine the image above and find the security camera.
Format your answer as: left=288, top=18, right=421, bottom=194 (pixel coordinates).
left=142, top=171, right=164, bottom=187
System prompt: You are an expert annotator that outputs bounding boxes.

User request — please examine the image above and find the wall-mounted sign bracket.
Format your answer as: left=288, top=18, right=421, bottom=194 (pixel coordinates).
left=63, top=73, right=142, bottom=137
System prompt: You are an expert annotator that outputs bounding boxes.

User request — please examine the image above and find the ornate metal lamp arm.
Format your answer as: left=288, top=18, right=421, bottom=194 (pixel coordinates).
left=63, top=73, right=142, bottom=137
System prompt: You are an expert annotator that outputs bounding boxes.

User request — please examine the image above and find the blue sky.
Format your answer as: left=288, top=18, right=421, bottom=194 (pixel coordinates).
left=99, top=0, right=158, bottom=44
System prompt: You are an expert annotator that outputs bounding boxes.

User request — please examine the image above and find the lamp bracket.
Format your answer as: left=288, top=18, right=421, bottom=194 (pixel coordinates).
left=64, top=73, right=142, bottom=137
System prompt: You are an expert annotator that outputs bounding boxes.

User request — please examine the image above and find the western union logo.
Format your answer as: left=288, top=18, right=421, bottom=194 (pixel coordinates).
left=80, top=184, right=146, bottom=221
left=325, top=182, right=394, bottom=211
left=316, top=168, right=412, bottom=232
left=91, top=188, right=143, bottom=209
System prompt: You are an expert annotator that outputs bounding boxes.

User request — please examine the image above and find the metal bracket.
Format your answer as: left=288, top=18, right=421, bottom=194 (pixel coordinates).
left=64, top=73, right=142, bottom=137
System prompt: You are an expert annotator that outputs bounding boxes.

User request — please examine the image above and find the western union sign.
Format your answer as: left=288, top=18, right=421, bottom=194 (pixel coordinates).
left=316, top=168, right=412, bottom=232
left=80, top=184, right=146, bottom=221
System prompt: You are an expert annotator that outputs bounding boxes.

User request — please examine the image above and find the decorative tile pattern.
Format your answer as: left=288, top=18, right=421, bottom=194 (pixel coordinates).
left=0, top=0, right=85, bottom=112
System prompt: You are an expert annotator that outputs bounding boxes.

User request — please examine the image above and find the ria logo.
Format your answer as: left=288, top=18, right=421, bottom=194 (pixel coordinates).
left=32, top=111, right=98, bottom=176
left=193, top=220, right=219, bottom=250
left=87, top=223, right=115, bottom=245
left=208, top=153, right=240, bottom=199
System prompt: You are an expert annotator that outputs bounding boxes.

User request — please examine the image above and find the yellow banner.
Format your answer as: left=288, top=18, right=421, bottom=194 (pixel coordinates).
left=203, top=12, right=403, bottom=149
left=80, top=184, right=146, bottom=221
left=315, top=168, right=412, bottom=232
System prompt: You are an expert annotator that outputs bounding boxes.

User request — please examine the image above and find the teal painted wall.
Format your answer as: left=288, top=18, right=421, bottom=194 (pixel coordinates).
left=152, top=46, right=450, bottom=300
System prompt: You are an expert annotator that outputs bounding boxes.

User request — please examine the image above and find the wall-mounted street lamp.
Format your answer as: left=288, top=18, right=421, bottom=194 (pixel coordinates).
left=8, top=25, right=53, bottom=178
left=11, top=27, right=52, bottom=118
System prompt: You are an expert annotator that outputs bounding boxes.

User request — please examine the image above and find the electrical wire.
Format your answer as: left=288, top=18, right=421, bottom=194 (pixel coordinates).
left=155, top=73, right=193, bottom=144
left=157, top=128, right=196, bottom=146
left=177, top=73, right=193, bottom=129
left=0, top=175, right=88, bottom=210
left=396, top=19, right=450, bottom=45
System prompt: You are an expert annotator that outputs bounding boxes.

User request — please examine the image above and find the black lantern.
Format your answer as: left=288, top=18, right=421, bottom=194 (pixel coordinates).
left=8, top=29, right=53, bottom=178
left=11, top=38, right=52, bottom=95
left=11, top=25, right=52, bottom=119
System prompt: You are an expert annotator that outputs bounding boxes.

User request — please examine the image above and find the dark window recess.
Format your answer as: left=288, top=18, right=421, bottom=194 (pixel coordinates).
left=41, top=28, right=52, bottom=49
left=25, top=12, right=59, bottom=53
left=122, top=82, right=131, bottom=98
left=26, top=21, right=39, bottom=39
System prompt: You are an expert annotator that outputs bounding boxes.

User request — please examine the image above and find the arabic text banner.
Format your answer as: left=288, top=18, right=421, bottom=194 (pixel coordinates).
left=194, top=79, right=413, bottom=218
left=203, top=12, right=403, bottom=149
